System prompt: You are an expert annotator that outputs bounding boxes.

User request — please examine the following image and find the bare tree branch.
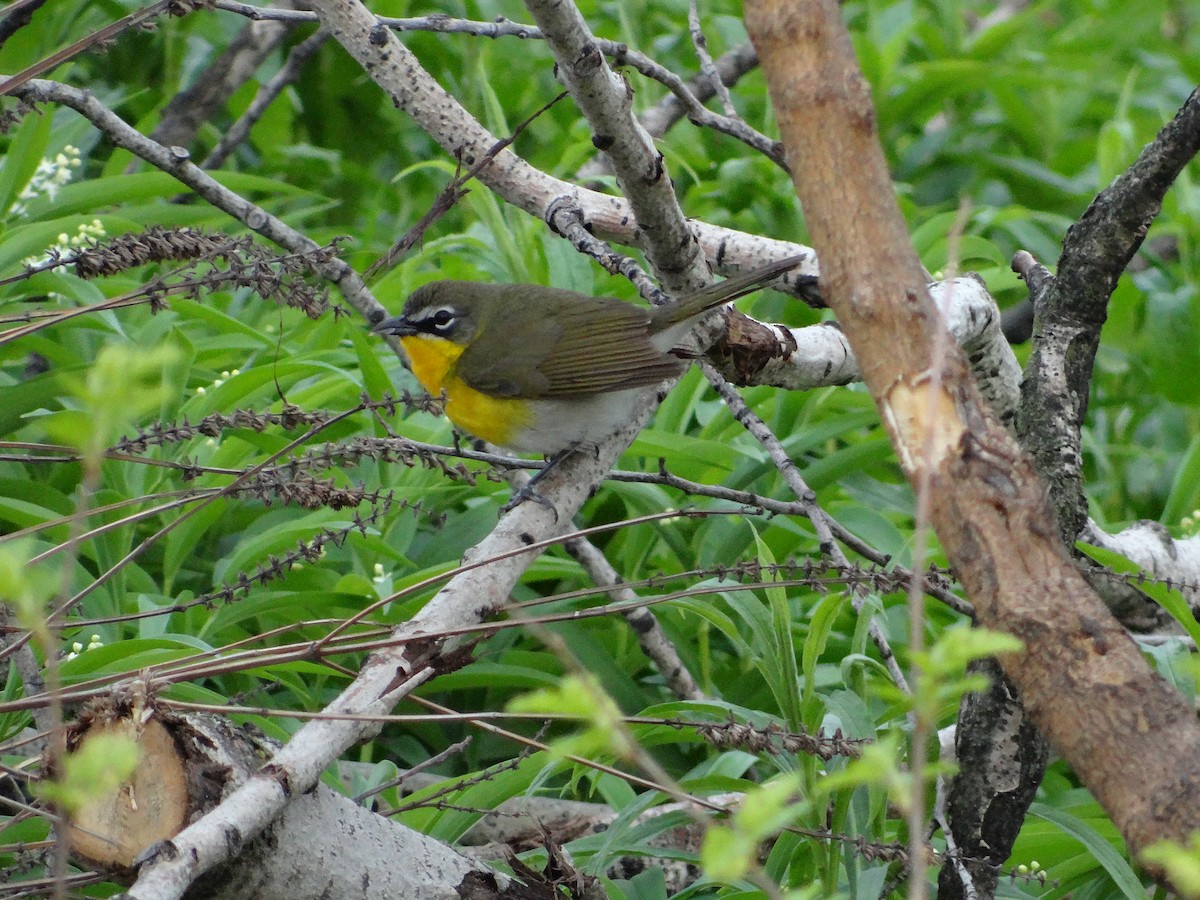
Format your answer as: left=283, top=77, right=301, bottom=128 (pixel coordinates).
left=152, top=3, right=303, bottom=150
left=7, top=79, right=380, bottom=324
left=1017, top=87, right=1200, bottom=544
left=202, top=27, right=331, bottom=170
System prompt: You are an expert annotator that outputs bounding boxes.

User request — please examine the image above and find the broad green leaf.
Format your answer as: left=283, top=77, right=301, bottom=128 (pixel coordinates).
left=1029, top=802, right=1145, bottom=899
left=1078, top=541, right=1200, bottom=648
left=1162, top=435, right=1200, bottom=525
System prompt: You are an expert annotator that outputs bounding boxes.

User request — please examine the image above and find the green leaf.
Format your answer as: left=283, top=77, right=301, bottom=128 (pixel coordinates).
left=0, top=108, right=53, bottom=213
left=799, top=432, right=894, bottom=490
left=399, top=753, right=551, bottom=842
left=753, top=533, right=803, bottom=731
left=801, top=590, right=847, bottom=723
left=1077, top=542, right=1200, bottom=648
left=1029, top=802, right=1145, bottom=899
left=20, top=171, right=315, bottom=222
left=34, top=731, right=139, bottom=815
left=1162, top=435, right=1200, bottom=525
left=1097, top=118, right=1136, bottom=188
left=701, top=773, right=804, bottom=883
left=1141, top=834, right=1200, bottom=898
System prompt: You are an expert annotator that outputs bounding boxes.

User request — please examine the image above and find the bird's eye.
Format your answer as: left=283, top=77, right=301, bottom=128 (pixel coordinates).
left=429, top=308, right=456, bottom=331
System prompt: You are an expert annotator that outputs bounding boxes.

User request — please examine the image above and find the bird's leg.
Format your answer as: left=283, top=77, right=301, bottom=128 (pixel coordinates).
left=499, top=443, right=581, bottom=517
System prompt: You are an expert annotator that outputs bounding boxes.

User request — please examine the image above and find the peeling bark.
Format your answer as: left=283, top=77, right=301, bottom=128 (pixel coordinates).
left=937, top=659, right=1048, bottom=899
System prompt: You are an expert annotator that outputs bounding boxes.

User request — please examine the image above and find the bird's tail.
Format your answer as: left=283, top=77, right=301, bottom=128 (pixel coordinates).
left=651, top=252, right=808, bottom=328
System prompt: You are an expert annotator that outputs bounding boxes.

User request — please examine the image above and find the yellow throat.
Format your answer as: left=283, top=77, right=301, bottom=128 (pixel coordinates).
left=399, top=334, right=531, bottom=447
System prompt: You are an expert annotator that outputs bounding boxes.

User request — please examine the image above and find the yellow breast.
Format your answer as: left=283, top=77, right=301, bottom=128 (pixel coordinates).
left=399, top=334, right=532, bottom=447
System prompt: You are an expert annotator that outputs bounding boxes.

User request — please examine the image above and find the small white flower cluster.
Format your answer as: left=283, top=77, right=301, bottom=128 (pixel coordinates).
left=372, top=562, right=394, bottom=599
left=65, top=633, right=104, bottom=662
left=21, top=218, right=107, bottom=270
left=58, top=218, right=106, bottom=250
left=195, top=369, right=241, bottom=397
left=1013, top=859, right=1046, bottom=885
left=1181, top=509, right=1200, bottom=534
left=9, top=145, right=83, bottom=218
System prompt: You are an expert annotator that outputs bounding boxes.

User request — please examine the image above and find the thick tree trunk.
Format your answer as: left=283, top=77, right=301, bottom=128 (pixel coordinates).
left=744, top=0, right=1200, bottom=887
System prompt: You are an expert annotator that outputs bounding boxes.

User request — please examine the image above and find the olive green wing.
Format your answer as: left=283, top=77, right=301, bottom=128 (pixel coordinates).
left=455, top=286, right=684, bottom=399
left=532, top=298, right=686, bottom=397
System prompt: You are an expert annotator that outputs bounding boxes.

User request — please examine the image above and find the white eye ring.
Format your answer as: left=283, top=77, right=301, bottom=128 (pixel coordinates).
left=427, top=307, right=456, bottom=331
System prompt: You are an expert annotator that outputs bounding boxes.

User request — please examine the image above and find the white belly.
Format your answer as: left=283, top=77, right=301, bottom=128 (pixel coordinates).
left=506, top=388, right=650, bottom=454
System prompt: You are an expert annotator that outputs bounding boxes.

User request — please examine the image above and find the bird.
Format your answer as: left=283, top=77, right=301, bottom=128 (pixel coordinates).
left=372, top=254, right=804, bottom=458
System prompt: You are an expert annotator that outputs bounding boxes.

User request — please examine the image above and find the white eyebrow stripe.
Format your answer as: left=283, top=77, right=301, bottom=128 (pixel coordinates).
left=413, top=305, right=456, bottom=323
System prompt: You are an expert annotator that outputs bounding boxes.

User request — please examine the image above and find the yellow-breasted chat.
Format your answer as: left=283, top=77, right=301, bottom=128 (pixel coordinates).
left=372, top=254, right=804, bottom=455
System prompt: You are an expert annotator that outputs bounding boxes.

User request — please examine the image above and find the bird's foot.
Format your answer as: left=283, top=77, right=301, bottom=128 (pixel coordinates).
left=498, top=445, right=580, bottom=520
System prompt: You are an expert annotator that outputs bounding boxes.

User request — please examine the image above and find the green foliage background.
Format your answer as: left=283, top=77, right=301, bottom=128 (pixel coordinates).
left=0, top=0, right=1198, bottom=896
